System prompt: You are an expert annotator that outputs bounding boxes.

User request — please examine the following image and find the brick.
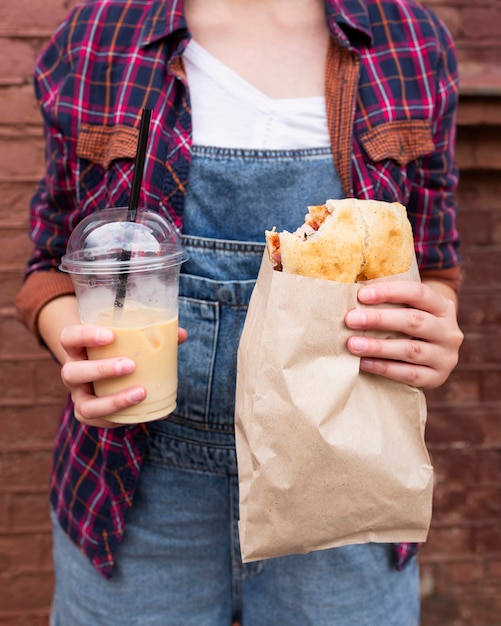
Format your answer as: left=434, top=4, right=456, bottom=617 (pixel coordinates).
left=34, top=362, right=67, bottom=402
left=421, top=589, right=461, bottom=626
left=455, top=210, right=494, bottom=248
left=474, top=524, right=501, bottom=553
left=0, top=0, right=79, bottom=32
left=0, top=570, right=53, bottom=612
left=0, top=450, right=52, bottom=489
left=495, top=215, right=501, bottom=246
left=0, top=183, right=37, bottom=223
left=0, top=85, right=41, bottom=127
left=423, top=0, right=495, bottom=8
left=0, top=356, right=64, bottom=409
left=458, top=44, right=501, bottom=67
left=481, top=370, right=501, bottom=404
left=458, top=170, right=501, bottom=206
left=458, top=97, right=501, bottom=126
left=0, top=493, right=11, bottom=529
left=0, top=361, right=36, bottom=401
left=0, top=137, right=44, bottom=181
left=431, top=483, right=468, bottom=521
left=447, top=560, right=484, bottom=586
left=459, top=331, right=501, bottom=365
left=485, top=558, right=501, bottom=578
left=457, top=290, right=501, bottom=328
left=0, top=405, right=60, bottom=446
left=426, top=408, right=486, bottom=446
left=423, top=524, right=474, bottom=557
left=426, top=406, right=499, bottom=447
left=434, top=485, right=501, bottom=522
left=477, top=450, right=501, bottom=484
left=457, top=127, right=501, bottom=170
left=0, top=317, right=44, bottom=356
left=421, top=559, right=493, bottom=602
left=425, top=370, right=481, bottom=405
left=0, top=613, right=49, bottom=626
left=0, top=227, right=34, bottom=265
left=0, top=39, right=40, bottom=82
left=0, top=532, right=51, bottom=571
left=430, top=448, right=480, bottom=484
left=461, top=246, right=501, bottom=288
left=479, top=409, right=501, bottom=447
left=1, top=360, right=66, bottom=411
left=462, top=7, right=501, bottom=41
left=462, top=595, right=501, bottom=626
left=10, top=493, right=51, bottom=528
left=0, top=271, right=26, bottom=310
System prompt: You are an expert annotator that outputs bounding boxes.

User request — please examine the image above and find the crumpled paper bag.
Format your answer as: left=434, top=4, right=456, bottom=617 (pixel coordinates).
left=235, top=252, right=433, bottom=562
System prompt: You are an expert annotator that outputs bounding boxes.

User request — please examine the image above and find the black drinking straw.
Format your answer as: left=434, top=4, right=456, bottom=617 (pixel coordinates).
left=114, top=108, right=152, bottom=308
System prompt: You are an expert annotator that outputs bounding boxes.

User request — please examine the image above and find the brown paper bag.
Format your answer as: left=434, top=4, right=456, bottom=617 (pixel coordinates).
left=235, top=252, right=433, bottom=562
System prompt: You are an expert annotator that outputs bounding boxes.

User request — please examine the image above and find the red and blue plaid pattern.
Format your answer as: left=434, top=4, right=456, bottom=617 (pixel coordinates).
left=26, top=0, right=459, bottom=578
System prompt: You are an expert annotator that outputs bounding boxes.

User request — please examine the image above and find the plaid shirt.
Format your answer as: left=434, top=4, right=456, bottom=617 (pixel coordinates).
left=19, top=0, right=460, bottom=578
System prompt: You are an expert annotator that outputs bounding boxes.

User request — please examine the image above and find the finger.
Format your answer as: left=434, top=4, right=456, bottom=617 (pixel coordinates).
left=347, top=334, right=457, bottom=388
left=61, top=357, right=136, bottom=388
left=345, top=306, right=438, bottom=342
left=178, top=327, right=188, bottom=345
left=347, top=335, right=437, bottom=369
left=72, top=385, right=147, bottom=428
left=357, top=281, right=452, bottom=317
left=60, top=325, right=115, bottom=358
left=358, top=357, right=438, bottom=388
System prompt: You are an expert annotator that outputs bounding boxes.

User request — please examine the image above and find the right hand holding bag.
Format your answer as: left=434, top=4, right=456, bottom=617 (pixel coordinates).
left=235, top=198, right=433, bottom=562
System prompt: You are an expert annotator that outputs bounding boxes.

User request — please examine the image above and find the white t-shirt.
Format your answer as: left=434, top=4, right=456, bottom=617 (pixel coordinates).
left=183, top=39, right=330, bottom=150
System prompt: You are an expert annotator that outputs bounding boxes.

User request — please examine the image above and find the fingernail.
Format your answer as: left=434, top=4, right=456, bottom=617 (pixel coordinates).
left=115, top=358, right=135, bottom=376
left=359, top=287, right=376, bottom=303
left=347, top=310, right=367, bottom=327
left=126, top=388, right=146, bottom=404
left=96, top=328, right=114, bottom=343
left=360, top=358, right=376, bottom=371
left=350, top=337, right=368, bottom=353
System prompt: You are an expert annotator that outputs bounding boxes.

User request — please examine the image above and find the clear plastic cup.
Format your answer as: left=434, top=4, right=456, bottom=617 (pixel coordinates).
left=60, top=207, right=188, bottom=424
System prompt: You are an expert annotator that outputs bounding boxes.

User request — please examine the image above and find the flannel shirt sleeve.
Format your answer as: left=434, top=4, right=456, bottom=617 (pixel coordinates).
left=16, top=12, right=82, bottom=334
left=407, top=16, right=461, bottom=273
left=27, top=16, right=81, bottom=276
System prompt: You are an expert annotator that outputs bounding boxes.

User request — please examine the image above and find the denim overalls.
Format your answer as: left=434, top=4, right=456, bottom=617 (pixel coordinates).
left=130, top=146, right=419, bottom=624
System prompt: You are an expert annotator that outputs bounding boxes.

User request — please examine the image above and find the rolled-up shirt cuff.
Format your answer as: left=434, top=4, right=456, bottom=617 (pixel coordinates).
left=16, top=270, right=75, bottom=343
left=420, top=265, right=463, bottom=293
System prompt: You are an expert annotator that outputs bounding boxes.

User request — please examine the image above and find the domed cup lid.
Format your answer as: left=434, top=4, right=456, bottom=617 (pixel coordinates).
left=60, top=207, right=188, bottom=275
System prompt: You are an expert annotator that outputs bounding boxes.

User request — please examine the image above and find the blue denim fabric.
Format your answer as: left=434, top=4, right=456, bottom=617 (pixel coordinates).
left=50, top=147, right=419, bottom=624
left=172, top=146, right=342, bottom=431
left=182, top=147, right=341, bottom=246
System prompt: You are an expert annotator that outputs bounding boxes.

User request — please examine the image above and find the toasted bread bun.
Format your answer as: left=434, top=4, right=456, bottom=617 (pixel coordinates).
left=265, top=199, right=413, bottom=282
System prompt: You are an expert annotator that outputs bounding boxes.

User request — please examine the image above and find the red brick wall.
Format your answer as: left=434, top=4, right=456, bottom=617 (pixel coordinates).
left=418, top=5, right=501, bottom=623
left=0, top=1, right=500, bottom=624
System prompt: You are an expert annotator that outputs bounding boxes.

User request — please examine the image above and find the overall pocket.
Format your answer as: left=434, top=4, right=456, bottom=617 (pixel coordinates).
left=171, top=271, right=255, bottom=432
left=174, top=295, right=220, bottom=428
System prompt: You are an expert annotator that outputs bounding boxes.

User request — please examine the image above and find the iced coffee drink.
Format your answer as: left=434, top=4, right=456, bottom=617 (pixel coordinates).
left=60, top=207, right=188, bottom=424
left=86, top=304, right=179, bottom=423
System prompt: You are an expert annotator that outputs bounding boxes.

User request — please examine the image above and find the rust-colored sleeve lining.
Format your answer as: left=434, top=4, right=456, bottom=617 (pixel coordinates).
left=420, top=265, right=463, bottom=293
left=16, top=271, right=76, bottom=341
